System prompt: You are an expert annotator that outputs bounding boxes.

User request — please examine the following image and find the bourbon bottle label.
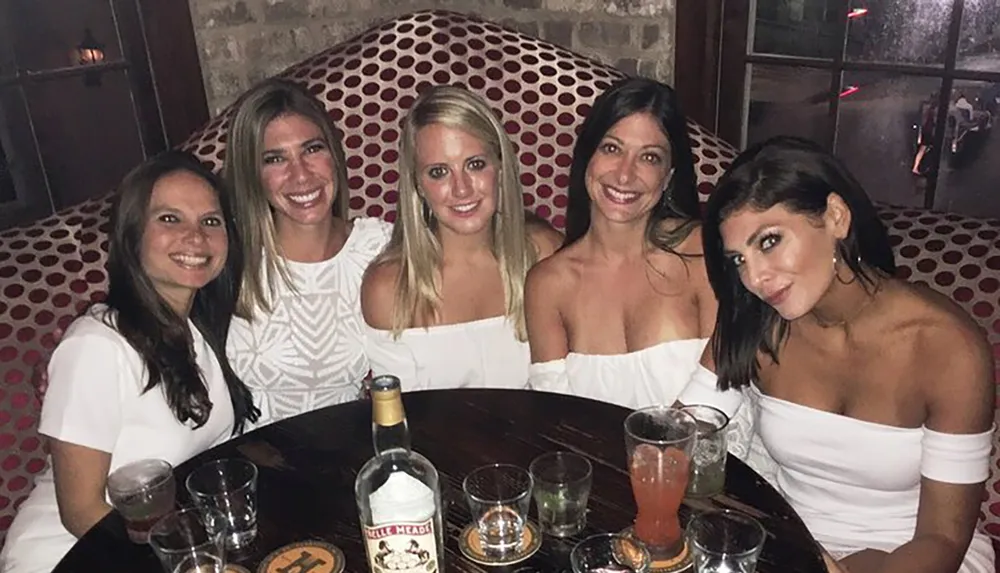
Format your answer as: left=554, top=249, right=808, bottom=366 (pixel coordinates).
left=363, top=518, right=438, bottom=572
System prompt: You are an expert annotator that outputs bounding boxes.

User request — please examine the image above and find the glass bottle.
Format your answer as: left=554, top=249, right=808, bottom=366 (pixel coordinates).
left=355, top=375, right=444, bottom=572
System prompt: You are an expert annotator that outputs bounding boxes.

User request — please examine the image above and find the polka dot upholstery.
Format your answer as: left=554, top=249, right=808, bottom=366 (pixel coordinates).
left=0, top=196, right=110, bottom=541
left=177, top=10, right=736, bottom=226
left=0, top=9, right=996, bottom=548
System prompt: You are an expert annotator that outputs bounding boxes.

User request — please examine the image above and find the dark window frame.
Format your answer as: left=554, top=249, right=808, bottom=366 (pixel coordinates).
left=716, top=0, right=1000, bottom=209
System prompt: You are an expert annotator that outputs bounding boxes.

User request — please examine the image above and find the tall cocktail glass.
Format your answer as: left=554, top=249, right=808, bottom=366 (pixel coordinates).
left=624, top=406, right=698, bottom=570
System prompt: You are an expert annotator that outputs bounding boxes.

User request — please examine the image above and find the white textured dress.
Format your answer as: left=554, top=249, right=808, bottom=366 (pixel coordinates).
left=366, top=316, right=530, bottom=391
left=227, top=218, right=392, bottom=427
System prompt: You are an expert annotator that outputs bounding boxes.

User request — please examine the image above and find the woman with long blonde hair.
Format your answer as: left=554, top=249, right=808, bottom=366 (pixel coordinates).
left=361, top=86, right=561, bottom=390
left=224, top=79, right=392, bottom=425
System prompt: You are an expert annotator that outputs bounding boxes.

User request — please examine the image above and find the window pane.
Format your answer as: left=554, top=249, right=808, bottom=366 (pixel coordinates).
left=752, top=0, right=841, bottom=59
left=845, top=0, right=951, bottom=65
left=746, top=64, right=833, bottom=148
left=956, top=2, right=1000, bottom=72
left=932, top=80, right=1000, bottom=218
left=835, top=71, right=942, bottom=209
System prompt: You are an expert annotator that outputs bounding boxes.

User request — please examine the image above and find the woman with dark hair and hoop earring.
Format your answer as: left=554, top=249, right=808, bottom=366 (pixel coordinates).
left=524, top=77, right=718, bottom=407
left=1, top=151, right=259, bottom=573
left=680, top=136, right=995, bottom=572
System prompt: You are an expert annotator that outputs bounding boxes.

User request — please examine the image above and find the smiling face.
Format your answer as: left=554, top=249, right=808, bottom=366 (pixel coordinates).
left=584, top=112, right=673, bottom=225
left=415, top=123, right=499, bottom=238
left=260, top=112, right=338, bottom=229
left=141, top=169, right=228, bottom=314
left=719, top=196, right=850, bottom=320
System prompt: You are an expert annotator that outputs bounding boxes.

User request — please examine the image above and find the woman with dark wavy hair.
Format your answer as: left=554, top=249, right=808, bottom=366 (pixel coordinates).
left=2, top=151, right=259, bottom=573
left=683, top=136, right=994, bottom=572
left=524, top=77, right=716, bottom=408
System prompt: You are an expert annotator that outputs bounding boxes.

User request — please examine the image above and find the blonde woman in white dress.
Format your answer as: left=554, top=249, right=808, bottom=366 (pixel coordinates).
left=224, top=79, right=392, bottom=426
left=361, top=86, right=561, bottom=392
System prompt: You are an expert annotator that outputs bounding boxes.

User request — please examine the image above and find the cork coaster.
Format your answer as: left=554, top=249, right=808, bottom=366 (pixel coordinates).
left=257, top=541, right=345, bottom=573
left=620, top=528, right=692, bottom=573
left=459, top=521, right=542, bottom=566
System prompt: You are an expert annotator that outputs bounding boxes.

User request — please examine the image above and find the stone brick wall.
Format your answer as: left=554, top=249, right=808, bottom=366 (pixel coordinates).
left=187, top=0, right=676, bottom=114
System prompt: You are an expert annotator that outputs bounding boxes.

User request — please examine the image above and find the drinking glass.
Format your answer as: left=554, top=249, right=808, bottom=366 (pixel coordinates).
left=106, top=458, right=177, bottom=544
left=462, top=463, right=533, bottom=559
left=570, top=533, right=651, bottom=572
left=687, top=510, right=766, bottom=573
left=624, top=406, right=698, bottom=565
left=185, top=459, right=258, bottom=551
left=679, top=405, right=729, bottom=497
left=148, top=506, right=226, bottom=573
left=529, top=451, right=593, bottom=537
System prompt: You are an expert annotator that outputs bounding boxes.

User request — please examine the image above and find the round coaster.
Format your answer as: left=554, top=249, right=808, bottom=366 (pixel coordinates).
left=458, top=521, right=542, bottom=567
left=257, top=541, right=345, bottom=573
left=620, top=528, right=692, bottom=573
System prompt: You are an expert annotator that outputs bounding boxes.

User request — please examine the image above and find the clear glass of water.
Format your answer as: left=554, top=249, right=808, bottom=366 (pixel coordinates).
left=529, top=451, right=593, bottom=537
left=680, top=405, right=729, bottom=497
left=462, top=463, right=533, bottom=559
left=148, top=507, right=227, bottom=573
left=185, top=458, right=259, bottom=551
left=686, top=510, right=766, bottom=573
left=570, top=533, right=650, bottom=572
left=106, top=458, right=177, bottom=544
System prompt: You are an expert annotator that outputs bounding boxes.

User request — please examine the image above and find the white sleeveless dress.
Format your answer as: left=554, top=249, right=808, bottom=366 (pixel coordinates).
left=366, top=316, right=530, bottom=391
left=227, top=217, right=392, bottom=427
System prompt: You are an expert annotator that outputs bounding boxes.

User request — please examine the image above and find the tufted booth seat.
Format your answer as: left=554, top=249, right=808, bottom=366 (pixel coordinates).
left=0, top=9, right=998, bottom=551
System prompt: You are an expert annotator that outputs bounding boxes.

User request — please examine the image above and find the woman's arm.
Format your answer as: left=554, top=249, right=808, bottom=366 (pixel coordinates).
left=525, top=215, right=565, bottom=261
left=361, top=261, right=400, bottom=330
left=524, top=261, right=569, bottom=362
left=49, top=439, right=113, bottom=537
left=850, top=317, right=994, bottom=573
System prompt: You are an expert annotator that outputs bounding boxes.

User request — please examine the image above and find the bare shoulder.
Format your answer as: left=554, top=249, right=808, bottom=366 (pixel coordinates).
left=360, top=259, right=401, bottom=329
left=889, top=281, right=993, bottom=425
left=896, top=281, right=989, bottom=358
left=525, top=216, right=565, bottom=261
left=525, top=240, right=580, bottom=302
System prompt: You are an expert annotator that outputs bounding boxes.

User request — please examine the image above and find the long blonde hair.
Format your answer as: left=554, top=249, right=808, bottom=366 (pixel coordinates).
left=373, top=86, right=535, bottom=339
left=223, top=79, right=349, bottom=318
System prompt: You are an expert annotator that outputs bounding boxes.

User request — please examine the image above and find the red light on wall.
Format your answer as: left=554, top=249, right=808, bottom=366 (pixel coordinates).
left=848, top=8, right=869, bottom=19
left=840, top=85, right=861, bottom=98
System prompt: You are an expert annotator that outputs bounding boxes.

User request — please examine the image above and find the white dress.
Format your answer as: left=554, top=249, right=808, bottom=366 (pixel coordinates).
left=365, top=316, right=530, bottom=391
left=759, top=392, right=994, bottom=571
left=528, top=338, right=709, bottom=408
left=227, top=218, right=392, bottom=427
left=679, top=373, right=995, bottom=571
left=1, top=307, right=235, bottom=573
left=530, top=338, right=768, bottom=474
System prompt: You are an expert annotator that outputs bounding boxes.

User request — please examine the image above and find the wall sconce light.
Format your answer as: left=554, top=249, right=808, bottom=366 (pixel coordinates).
left=76, top=28, right=106, bottom=66
left=75, top=28, right=105, bottom=86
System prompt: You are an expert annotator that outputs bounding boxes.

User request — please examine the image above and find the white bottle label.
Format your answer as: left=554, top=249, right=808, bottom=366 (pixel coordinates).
left=364, top=518, right=439, bottom=573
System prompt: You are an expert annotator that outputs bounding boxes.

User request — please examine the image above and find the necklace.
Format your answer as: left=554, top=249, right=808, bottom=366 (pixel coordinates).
left=812, top=283, right=882, bottom=329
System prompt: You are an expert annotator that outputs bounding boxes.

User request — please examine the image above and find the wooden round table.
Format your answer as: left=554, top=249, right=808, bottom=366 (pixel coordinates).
left=53, top=389, right=826, bottom=572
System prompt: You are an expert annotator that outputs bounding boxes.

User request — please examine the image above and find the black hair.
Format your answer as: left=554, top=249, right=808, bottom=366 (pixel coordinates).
left=702, top=136, right=895, bottom=390
left=104, top=150, right=259, bottom=433
left=564, top=77, right=700, bottom=253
